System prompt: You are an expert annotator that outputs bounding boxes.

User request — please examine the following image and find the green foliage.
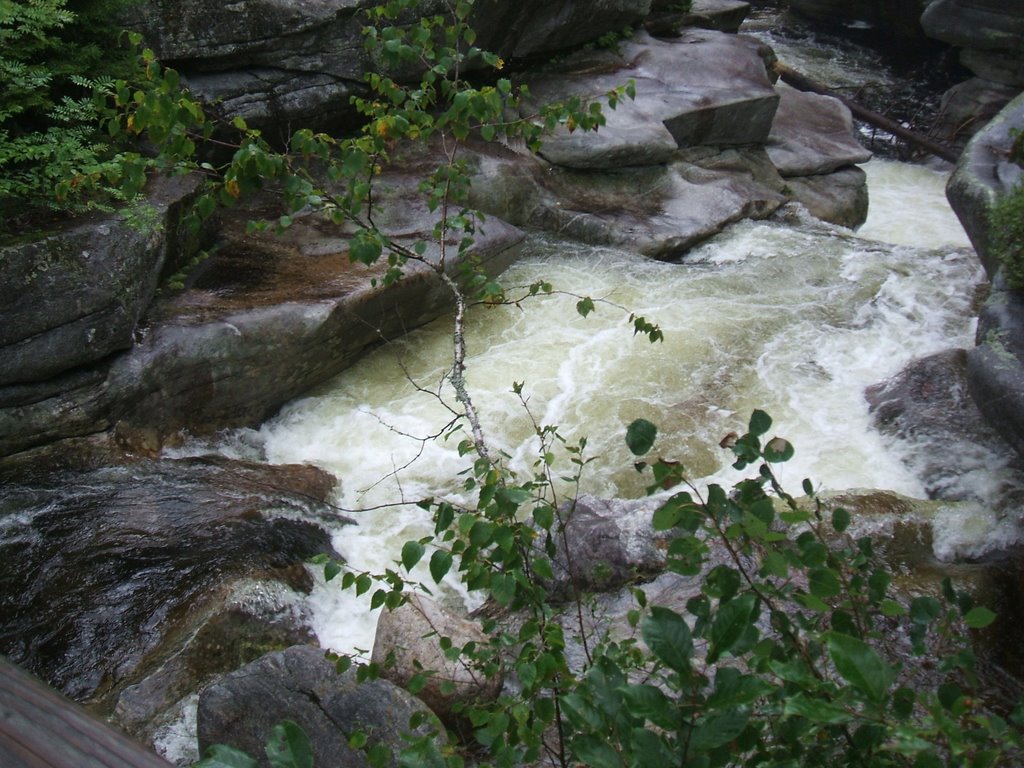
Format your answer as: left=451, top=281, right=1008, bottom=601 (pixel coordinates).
left=0, top=0, right=171, bottom=231
left=299, top=410, right=1022, bottom=768
left=128, top=2, right=1014, bottom=767
left=196, top=721, right=311, bottom=768
left=989, top=183, right=1024, bottom=289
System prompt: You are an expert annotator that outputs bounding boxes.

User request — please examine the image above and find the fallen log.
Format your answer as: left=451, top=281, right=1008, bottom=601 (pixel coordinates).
left=773, top=61, right=961, bottom=164
left=0, top=657, right=171, bottom=767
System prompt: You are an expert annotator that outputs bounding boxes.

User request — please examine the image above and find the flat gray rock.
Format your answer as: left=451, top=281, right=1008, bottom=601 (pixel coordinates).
left=524, top=30, right=779, bottom=170
left=766, top=85, right=872, bottom=177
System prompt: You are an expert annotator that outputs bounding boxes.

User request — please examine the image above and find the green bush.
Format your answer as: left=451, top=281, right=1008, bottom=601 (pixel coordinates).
left=0, top=0, right=145, bottom=233
left=989, top=183, right=1024, bottom=290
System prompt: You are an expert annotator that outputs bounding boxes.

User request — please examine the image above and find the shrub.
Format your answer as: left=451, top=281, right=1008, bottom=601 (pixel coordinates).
left=0, top=0, right=146, bottom=233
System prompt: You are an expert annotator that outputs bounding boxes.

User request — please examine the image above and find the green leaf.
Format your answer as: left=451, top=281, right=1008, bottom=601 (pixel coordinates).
left=641, top=606, right=692, bottom=672
left=826, top=632, right=895, bottom=705
left=570, top=735, right=622, bottom=768
left=429, top=549, right=452, bottom=583
left=763, top=436, right=794, bottom=463
left=783, top=694, right=852, bottom=724
left=324, top=560, right=342, bottom=581
left=688, top=707, right=751, bottom=751
left=831, top=507, right=851, bottom=533
left=808, top=567, right=841, bottom=600
left=265, top=721, right=313, bottom=768
left=748, top=409, right=772, bottom=437
left=964, top=605, right=997, bottom=629
left=628, top=729, right=674, bottom=767
left=618, top=684, right=676, bottom=730
left=708, top=593, right=757, bottom=663
left=708, top=668, right=774, bottom=708
left=576, top=296, right=595, bottom=317
left=401, top=540, right=425, bottom=572
left=196, top=745, right=259, bottom=768
left=561, top=693, right=604, bottom=731
left=625, top=418, right=657, bottom=456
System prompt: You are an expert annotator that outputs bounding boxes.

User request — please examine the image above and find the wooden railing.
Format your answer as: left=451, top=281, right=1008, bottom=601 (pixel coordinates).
left=0, top=657, right=172, bottom=767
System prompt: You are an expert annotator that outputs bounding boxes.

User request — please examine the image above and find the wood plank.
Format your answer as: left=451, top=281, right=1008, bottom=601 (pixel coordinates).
left=0, top=658, right=172, bottom=767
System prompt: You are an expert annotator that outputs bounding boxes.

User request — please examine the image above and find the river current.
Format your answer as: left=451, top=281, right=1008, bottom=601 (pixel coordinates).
left=164, top=158, right=1015, bottom=664
left=148, top=13, right=1024, bottom=762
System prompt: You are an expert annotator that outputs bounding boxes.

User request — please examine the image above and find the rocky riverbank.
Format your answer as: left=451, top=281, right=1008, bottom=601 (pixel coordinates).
left=1, top=0, right=1022, bottom=761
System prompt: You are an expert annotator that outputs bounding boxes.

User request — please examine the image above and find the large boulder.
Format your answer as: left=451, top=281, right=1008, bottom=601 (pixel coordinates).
left=946, top=92, right=1024, bottom=461
left=922, top=0, right=1024, bottom=87
left=947, top=92, right=1024, bottom=275
left=0, top=162, right=525, bottom=460
left=968, top=280, right=1024, bottom=461
left=541, top=495, right=671, bottom=600
left=0, top=174, right=202, bottom=387
left=866, top=348, right=1024, bottom=506
left=467, top=142, right=789, bottom=259
left=197, top=645, right=441, bottom=768
left=523, top=30, right=780, bottom=169
left=766, top=86, right=872, bottom=177
left=372, top=594, right=501, bottom=721
left=0, top=457, right=340, bottom=704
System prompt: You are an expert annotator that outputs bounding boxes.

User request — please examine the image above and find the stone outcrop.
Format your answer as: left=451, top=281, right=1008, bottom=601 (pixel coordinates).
left=121, top=0, right=654, bottom=135
left=465, top=29, right=866, bottom=254
left=866, top=349, right=1024, bottom=506
left=0, top=179, right=524, bottom=460
left=197, top=645, right=441, bottom=768
left=920, top=0, right=1024, bottom=146
left=945, top=93, right=1024, bottom=461
left=0, top=174, right=202, bottom=387
left=0, top=457, right=340, bottom=704
left=922, top=0, right=1024, bottom=88
left=541, top=495, right=671, bottom=600
left=372, top=594, right=501, bottom=720
left=646, top=0, right=750, bottom=36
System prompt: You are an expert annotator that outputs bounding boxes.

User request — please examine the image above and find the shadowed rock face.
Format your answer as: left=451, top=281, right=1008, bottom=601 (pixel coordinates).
left=197, top=645, right=442, bottom=768
left=120, top=0, right=654, bottom=135
left=0, top=175, right=202, bottom=388
left=922, top=0, right=1024, bottom=86
left=0, top=457, right=341, bottom=703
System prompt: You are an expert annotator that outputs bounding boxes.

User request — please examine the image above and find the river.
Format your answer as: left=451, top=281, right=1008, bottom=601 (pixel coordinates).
left=154, top=17, right=1024, bottom=764
left=164, top=157, right=1013, bottom=659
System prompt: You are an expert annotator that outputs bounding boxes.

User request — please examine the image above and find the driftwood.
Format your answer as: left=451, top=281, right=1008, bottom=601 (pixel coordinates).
left=0, top=657, right=171, bottom=767
left=773, top=61, right=961, bottom=164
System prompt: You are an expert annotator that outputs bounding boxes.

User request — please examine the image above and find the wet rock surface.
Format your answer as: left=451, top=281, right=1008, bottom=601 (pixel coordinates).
left=947, top=92, right=1024, bottom=461
left=867, top=349, right=1024, bottom=506
left=0, top=457, right=341, bottom=704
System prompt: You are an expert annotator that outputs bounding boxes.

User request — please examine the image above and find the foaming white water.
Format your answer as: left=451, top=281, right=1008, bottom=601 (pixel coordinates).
left=215, top=161, right=995, bottom=660
left=857, top=159, right=971, bottom=248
